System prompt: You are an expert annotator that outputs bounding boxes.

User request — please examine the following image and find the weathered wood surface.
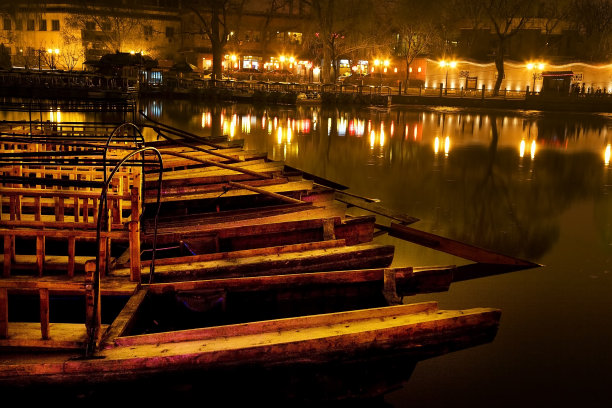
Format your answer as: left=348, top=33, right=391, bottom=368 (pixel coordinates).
left=0, top=322, right=109, bottom=349
left=142, top=265, right=454, bottom=295
left=0, top=302, right=500, bottom=386
left=112, top=242, right=394, bottom=281
left=388, top=223, right=541, bottom=267
left=334, top=191, right=419, bottom=225
left=144, top=180, right=312, bottom=204
left=100, top=287, right=148, bottom=348
left=0, top=275, right=138, bottom=296
left=143, top=203, right=348, bottom=242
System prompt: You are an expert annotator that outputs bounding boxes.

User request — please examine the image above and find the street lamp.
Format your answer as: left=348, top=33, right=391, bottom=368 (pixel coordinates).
left=527, top=62, right=545, bottom=94
left=46, top=48, right=59, bottom=70
left=439, top=60, right=456, bottom=95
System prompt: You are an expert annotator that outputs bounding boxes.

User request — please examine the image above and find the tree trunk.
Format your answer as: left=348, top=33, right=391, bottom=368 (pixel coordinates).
left=404, top=57, right=411, bottom=95
left=493, top=40, right=505, bottom=96
left=321, top=46, right=332, bottom=83
left=211, top=4, right=225, bottom=80
left=212, top=41, right=223, bottom=80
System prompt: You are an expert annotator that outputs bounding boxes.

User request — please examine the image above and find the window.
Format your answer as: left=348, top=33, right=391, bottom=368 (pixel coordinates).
left=15, top=20, right=22, bottom=30
left=27, top=19, right=35, bottom=31
left=144, top=25, right=153, bottom=36
left=51, top=20, right=60, bottom=31
left=288, top=32, right=302, bottom=45
left=101, top=22, right=111, bottom=31
left=165, top=26, right=174, bottom=38
left=85, top=21, right=95, bottom=30
left=39, top=20, right=47, bottom=31
left=3, top=19, right=11, bottom=31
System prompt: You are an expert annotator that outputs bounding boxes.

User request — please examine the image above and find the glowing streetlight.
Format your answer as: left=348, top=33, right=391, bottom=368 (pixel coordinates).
left=527, top=62, right=545, bottom=94
left=439, top=60, right=456, bottom=95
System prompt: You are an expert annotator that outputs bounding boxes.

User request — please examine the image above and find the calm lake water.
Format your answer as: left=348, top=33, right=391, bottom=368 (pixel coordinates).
left=3, top=100, right=610, bottom=406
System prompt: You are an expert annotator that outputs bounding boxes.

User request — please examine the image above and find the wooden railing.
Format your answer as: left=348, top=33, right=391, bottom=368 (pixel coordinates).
left=0, top=185, right=141, bottom=281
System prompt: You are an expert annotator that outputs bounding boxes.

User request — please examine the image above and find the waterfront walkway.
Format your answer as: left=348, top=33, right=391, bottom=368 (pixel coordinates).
left=2, top=69, right=612, bottom=113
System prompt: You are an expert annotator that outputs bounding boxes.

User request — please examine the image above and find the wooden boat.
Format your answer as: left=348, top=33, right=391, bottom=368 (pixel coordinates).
left=0, top=299, right=500, bottom=389
left=0, top=118, right=514, bottom=393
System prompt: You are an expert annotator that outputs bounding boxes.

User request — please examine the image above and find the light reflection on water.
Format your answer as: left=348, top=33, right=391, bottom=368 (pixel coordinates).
left=139, top=100, right=611, bottom=263
left=142, top=100, right=612, bottom=406
left=3, top=101, right=610, bottom=406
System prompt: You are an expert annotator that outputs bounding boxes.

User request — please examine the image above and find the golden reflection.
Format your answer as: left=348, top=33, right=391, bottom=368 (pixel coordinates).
left=530, top=140, right=536, bottom=159
left=520, top=139, right=526, bottom=158
left=277, top=126, right=283, bottom=144
left=201, top=112, right=211, bottom=128
left=444, top=136, right=450, bottom=156
left=370, top=130, right=375, bottom=148
left=338, top=117, right=347, bottom=136
left=242, top=115, right=251, bottom=134
left=287, top=126, right=292, bottom=143
left=49, top=108, right=61, bottom=123
left=605, top=144, right=611, bottom=165
left=434, top=136, right=440, bottom=154
left=380, top=126, right=385, bottom=147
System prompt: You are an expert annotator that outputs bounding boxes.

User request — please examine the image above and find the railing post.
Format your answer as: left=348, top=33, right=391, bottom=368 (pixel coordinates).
left=0, top=287, right=7, bottom=339
left=39, top=288, right=49, bottom=340
left=85, top=260, right=100, bottom=354
left=129, top=186, right=141, bottom=283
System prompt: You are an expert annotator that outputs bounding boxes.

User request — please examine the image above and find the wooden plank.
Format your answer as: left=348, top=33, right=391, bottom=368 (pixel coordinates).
left=141, top=240, right=347, bottom=267
left=112, top=301, right=440, bottom=347
left=0, top=287, right=7, bottom=339
left=113, top=243, right=395, bottom=281
left=129, top=186, right=141, bottom=282
left=322, top=218, right=336, bottom=240
left=388, top=223, right=541, bottom=267
left=3, top=235, right=11, bottom=277
left=146, top=180, right=312, bottom=204
left=36, top=234, right=44, bottom=276
left=227, top=181, right=304, bottom=204
left=39, top=288, right=49, bottom=340
left=0, top=322, right=107, bottom=349
left=335, top=191, right=419, bottom=225
left=67, top=236, right=76, bottom=277
left=100, top=287, right=148, bottom=349
left=144, top=266, right=416, bottom=294
left=0, top=228, right=128, bottom=240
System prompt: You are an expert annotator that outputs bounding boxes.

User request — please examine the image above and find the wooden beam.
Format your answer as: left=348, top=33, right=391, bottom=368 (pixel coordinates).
left=335, top=191, right=419, bottom=225
left=100, top=287, right=148, bottom=349
left=112, top=301, right=440, bottom=348
left=39, top=288, right=49, bottom=340
left=0, top=287, right=7, bottom=339
left=388, top=223, right=541, bottom=267
left=144, top=266, right=415, bottom=294
left=227, top=181, right=304, bottom=204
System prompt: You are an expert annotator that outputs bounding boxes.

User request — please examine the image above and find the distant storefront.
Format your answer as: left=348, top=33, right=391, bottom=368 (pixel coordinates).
left=423, top=59, right=612, bottom=93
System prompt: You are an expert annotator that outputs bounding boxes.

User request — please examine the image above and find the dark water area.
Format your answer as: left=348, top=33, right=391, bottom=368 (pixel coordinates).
left=4, top=101, right=610, bottom=406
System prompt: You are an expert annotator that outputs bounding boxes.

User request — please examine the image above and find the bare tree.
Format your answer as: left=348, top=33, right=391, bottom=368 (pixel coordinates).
left=484, top=0, right=534, bottom=95
left=187, top=0, right=247, bottom=80
left=388, top=0, right=442, bottom=93
left=64, top=0, right=155, bottom=57
left=568, top=0, right=612, bottom=61
left=305, top=0, right=385, bottom=83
